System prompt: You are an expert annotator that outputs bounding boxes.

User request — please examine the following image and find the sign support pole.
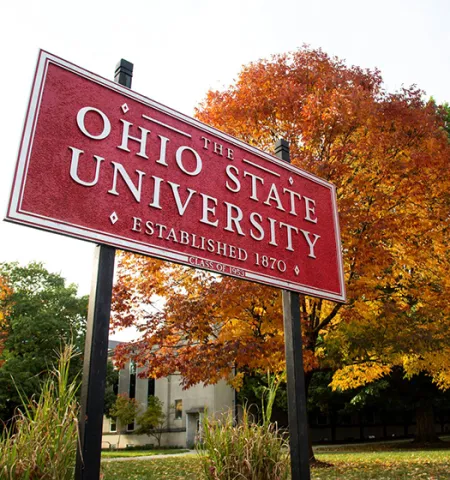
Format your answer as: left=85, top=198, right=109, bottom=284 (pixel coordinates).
left=75, top=60, right=133, bottom=480
left=275, top=139, right=311, bottom=480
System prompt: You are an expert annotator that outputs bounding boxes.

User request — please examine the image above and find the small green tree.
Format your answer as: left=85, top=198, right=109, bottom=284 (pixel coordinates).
left=109, top=394, right=140, bottom=448
left=135, top=396, right=166, bottom=447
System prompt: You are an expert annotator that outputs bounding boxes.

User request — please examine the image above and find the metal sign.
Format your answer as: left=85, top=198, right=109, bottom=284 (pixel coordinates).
left=6, top=50, right=346, bottom=302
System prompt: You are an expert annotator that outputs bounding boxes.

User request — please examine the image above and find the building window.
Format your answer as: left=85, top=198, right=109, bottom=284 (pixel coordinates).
left=113, top=377, right=118, bottom=396
left=127, top=422, right=135, bottom=432
left=365, top=411, right=375, bottom=424
left=148, top=378, right=155, bottom=398
left=110, top=419, right=117, bottom=432
left=339, top=414, right=352, bottom=425
left=129, top=361, right=136, bottom=399
left=174, top=399, right=183, bottom=420
left=317, top=413, right=328, bottom=426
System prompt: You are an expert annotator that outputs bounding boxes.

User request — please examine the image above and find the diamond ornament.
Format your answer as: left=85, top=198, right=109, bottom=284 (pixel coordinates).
left=110, top=212, right=119, bottom=224
left=294, top=266, right=300, bottom=276
left=121, top=103, right=129, bottom=113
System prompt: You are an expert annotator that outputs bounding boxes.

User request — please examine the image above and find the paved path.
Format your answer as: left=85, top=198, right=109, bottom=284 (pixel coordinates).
left=102, top=450, right=198, bottom=462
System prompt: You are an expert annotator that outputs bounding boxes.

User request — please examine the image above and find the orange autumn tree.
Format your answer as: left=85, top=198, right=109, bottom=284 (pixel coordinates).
left=112, top=48, right=450, bottom=401
left=0, top=276, right=12, bottom=367
left=112, top=257, right=288, bottom=389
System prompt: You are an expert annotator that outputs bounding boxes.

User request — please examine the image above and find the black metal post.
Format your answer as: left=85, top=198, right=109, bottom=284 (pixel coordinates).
left=75, top=59, right=133, bottom=480
left=114, top=59, right=133, bottom=88
left=275, top=139, right=311, bottom=480
left=75, top=245, right=115, bottom=479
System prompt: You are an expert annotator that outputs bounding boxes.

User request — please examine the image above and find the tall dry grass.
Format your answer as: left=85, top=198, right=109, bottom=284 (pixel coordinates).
left=199, top=408, right=290, bottom=480
left=198, top=372, right=290, bottom=480
left=0, top=345, right=80, bottom=479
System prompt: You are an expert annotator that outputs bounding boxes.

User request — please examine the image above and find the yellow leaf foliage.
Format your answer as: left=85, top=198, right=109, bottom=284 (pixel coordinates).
left=403, top=351, right=450, bottom=390
left=330, top=363, right=392, bottom=391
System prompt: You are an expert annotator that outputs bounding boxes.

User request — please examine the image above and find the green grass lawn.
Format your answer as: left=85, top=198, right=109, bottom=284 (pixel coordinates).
left=101, top=456, right=203, bottom=479
left=314, top=449, right=450, bottom=479
left=101, top=442, right=450, bottom=479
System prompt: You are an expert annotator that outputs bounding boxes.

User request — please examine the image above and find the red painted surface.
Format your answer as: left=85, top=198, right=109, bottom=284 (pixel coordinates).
left=6, top=51, right=346, bottom=302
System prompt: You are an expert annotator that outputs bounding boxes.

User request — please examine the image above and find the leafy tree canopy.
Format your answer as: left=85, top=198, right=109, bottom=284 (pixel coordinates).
left=104, top=359, right=120, bottom=417
left=0, top=262, right=88, bottom=421
left=111, top=47, right=450, bottom=393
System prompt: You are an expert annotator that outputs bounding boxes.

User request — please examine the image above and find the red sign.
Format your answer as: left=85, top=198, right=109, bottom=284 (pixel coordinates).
left=6, top=51, right=346, bottom=302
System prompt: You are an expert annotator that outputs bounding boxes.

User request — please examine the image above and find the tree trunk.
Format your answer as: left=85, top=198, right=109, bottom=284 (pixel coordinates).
left=331, top=411, right=337, bottom=443
left=359, top=412, right=364, bottom=441
left=414, top=397, right=439, bottom=443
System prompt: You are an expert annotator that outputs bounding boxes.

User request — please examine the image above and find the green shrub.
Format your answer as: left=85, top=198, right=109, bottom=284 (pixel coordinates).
left=0, top=345, right=80, bottom=479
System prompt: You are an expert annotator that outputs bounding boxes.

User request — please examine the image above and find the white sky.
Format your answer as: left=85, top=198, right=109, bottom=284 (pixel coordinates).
left=1, top=0, right=449, bottom=339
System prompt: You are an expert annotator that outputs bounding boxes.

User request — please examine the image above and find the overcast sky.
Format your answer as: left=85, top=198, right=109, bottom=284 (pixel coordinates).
left=1, top=1, right=448, bottom=338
